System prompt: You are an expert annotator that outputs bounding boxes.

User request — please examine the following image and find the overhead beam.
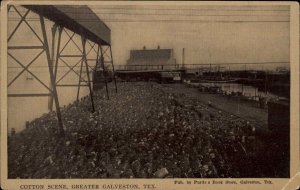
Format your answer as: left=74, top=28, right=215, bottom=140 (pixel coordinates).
left=57, top=84, right=89, bottom=87
left=8, top=93, right=52, bottom=97
left=8, top=46, right=44, bottom=50
left=24, top=5, right=111, bottom=45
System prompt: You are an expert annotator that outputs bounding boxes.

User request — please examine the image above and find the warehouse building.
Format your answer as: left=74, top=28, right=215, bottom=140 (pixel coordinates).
left=126, top=46, right=177, bottom=70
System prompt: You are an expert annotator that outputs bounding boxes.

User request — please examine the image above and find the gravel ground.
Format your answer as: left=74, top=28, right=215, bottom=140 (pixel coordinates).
left=8, top=82, right=288, bottom=178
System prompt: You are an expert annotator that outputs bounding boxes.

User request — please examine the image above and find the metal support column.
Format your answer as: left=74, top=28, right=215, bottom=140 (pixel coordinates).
left=82, top=37, right=95, bottom=112
left=99, top=45, right=110, bottom=100
left=95, top=45, right=100, bottom=71
left=109, top=45, right=118, bottom=93
left=48, top=24, right=57, bottom=111
left=76, top=57, right=84, bottom=101
left=49, top=24, right=63, bottom=111
left=54, top=26, right=63, bottom=80
left=40, top=16, right=64, bottom=136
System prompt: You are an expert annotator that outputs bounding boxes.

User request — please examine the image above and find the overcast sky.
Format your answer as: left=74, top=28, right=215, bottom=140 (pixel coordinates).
left=91, top=5, right=290, bottom=67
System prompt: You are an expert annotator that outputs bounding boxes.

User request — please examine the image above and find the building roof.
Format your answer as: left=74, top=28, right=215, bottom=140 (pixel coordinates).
left=128, top=49, right=173, bottom=62
left=23, top=5, right=111, bottom=45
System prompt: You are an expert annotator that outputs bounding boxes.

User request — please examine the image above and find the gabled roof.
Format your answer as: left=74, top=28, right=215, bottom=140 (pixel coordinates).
left=23, top=5, right=111, bottom=45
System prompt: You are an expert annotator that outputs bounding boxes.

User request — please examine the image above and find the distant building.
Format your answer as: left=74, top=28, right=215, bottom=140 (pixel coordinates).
left=126, top=46, right=177, bottom=70
left=275, top=66, right=289, bottom=73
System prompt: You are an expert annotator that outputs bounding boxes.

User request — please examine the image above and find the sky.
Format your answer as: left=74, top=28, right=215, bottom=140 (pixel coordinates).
left=90, top=5, right=290, bottom=68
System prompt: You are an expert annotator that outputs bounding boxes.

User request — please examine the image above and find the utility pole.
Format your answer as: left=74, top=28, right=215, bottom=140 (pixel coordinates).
left=209, top=50, right=212, bottom=79
left=182, top=48, right=185, bottom=68
left=265, top=70, right=268, bottom=95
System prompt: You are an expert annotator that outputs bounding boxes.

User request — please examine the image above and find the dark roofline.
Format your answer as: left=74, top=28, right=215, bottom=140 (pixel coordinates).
left=131, top=48, right=173, bottom=51
left=23, top=5, right=111, bottom=45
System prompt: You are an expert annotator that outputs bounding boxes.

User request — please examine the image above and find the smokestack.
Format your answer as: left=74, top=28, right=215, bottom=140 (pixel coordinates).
left=143, top=46, right=146, bottom=50
left=157, top=45, right=160, bottom=49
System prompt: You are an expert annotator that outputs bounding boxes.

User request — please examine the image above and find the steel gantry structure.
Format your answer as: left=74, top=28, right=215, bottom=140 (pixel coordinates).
left=7, top=5, right=117, bottom=135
